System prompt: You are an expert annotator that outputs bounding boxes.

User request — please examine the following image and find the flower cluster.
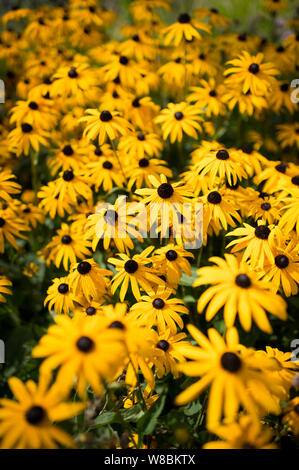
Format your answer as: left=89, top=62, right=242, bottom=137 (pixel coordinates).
left=0, top=0, right=298, bottom=450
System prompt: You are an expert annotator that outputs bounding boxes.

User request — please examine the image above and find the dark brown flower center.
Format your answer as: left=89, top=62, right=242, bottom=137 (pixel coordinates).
left=178, top=13, right=191, bottom=23
left=207, top=191, right=222, bottom=204
left=157, top=183, right=174, bottom=199
left=76, top=336, right=94, bottom=353
left=255, top=225, right=270, bottom=239
left=124, top=259, right=138, bottom=273
left=62, top=170, right=74, bottom=181
left=275, top=254, right=289, bottom=268
left=86, top=306, right=96, bottom=316
left=62, top=145, right=74, bottom=156
left=58, top=283, right=69, bottom=294
left=248, top=63, right=260, bottom=74
left=235, top=274, right=251, bottom=288
left=153, top=298, right=165, bottom=309
left=174, top=111, right=184, bottom=120
left=261, top=202, right=271, bottom=211
left=156, top=340, right=169, bottom=351
left=100, top=110, right=112, bottom=122
left=26, top=406, right=46, bottom=425
left=166, top=250, right=178, bottom=261
left=221, top=352, right=242, bottom=372
left=77, top=261, right=91, bottom=274
left=216, top=149, right=229, bottom=160
left=61, top=235, right=72, bottom=244
left=108, top=320, right=125, bottom=329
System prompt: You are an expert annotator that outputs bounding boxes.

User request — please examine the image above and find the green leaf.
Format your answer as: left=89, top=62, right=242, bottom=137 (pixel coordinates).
left=120, top=404, right=144, bottom=423
left=137, top=394, right=166, bottom=438
left=180, top=266, right=198, bottom=287
left=93, top=411, right=117, bottom=426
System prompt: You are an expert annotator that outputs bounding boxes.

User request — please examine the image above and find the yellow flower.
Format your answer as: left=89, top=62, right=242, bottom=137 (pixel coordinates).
left=162, top=12, right=210, bottom=46
left=0, top=374, right=85, bottom=449
left=108, top=246, right=163, bottom=301
left=194, top=254, right=287, bottom=333
left=32, top=315, right=126, bottom=399
left=224, top=51, right=278, bottom=95
left=175, top=325, right=282, bottom=428
left=154, top=102, right=203, bottom=143
left=130, top=285, right=189, bottom=333
left=68, top=258, right=112, bottom=301
left=80, top=109, right=132, bottom=145
left=0, top=276, right=12, bottom=303
left=204, top=415, right=277, bottom=449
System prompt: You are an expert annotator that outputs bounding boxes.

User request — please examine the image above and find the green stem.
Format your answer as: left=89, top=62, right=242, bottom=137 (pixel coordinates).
left=110, top=138, right=129, bottom=189
left=30, top=149, right=38, bottom=203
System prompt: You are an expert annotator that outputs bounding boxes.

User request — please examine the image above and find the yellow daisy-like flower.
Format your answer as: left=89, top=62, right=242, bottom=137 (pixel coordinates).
left=154, top=102, right=203, bottom=143
left=0, top=169, right=21, bottom=201
left=68, top=258, right=112, bottom=301
left=203, top=415, right=277, bottom=449
left=126, top=156, right=172, bottom=190
left=175, top=325, right=282, bottom=428
left=44, top=276, right=77, bottom=315
left=192, top=146, right=247, bottom=186
left=0, top=208, right=28, bottom=254
left=0, top=276, right=12, bottom=303
left=8, top=123, right=49, bottom=157
left=130, top=285, right=189, bottom=333
left=187, top=79, right=226, bottom=117
left=153, top=328, right=189, bottom=379
left=85, top=197, right=142, bottom=253
left=226, top=220, right=281, bottom=269
left=153, top=243, right=194, bottom=288
left=108, top=246, right=163, bottom=301
left=277, top=123, right=299, bottom=150
left=0, top=374, right=85, bottom=449
left=80, top=109, right=132, bottom=145
left=32, top=315, right=125, bottom=399
left=224, top=51, right=279, bottom=95
left=118, top=132, right=163, bottom=159
left=194, top=254, right=287, bottom=333
left=45, top=223, right=92, bottom=271
left=135, top=174, right=193, bottom=236
left=261, top=238, right=299, bottom=296
left=162, top=12, right=211, bottom=46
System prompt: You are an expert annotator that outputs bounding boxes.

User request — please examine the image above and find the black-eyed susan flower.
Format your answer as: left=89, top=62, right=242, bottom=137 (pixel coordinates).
left=80, top=109, right=132, bottom=145
left=86, top=155, right=125, bottom=191
left=118, top=132, right=163, bottom=159
left=162, top=12, right=210, bottom=46
left=153, top=328, right=189, bottom=379
left=224, top=51, right=278, bottom=95
left=0, top=169, right=21, bottom=201
left=45, top=223, right=92, bottom=271
left=0, top=276, right=12, bottom=303
left=153, top=243, right=194, bottom=288
left=277, top=123, right=299, bottom=150
left=203, top=415, right=277, bottom=449
left=194, top=254, right=287, bottom=333
left=100, top=303, right=157, bottom=391
left=130, top=285, right=189, bottom=333
left=261, top=238, right=299, bottom=296
left=0, top=374, right=85, bottom=449
left=154, top=102, right=203, bottom=143
left=85, top=197, right=142, bottom=253
left=175, top=326, right=282, bottom=428
left=0, top=208, right=28, bottom=253
left=192, top=146, right=247, bottom=186
left=126, top=156, right=172, bottom=190
left=44, top=276, right=76, bottom=315
left=32, top=315, right=126, bottom=399
left=226, top=221, right=281, bottom=269
left=108, top=246, right=163, bottom=301
left=68, top=258, right=112, bottom=301
left=187, top=79, right=226, bottom=117
left=8, top=123, right=49, bottom=157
